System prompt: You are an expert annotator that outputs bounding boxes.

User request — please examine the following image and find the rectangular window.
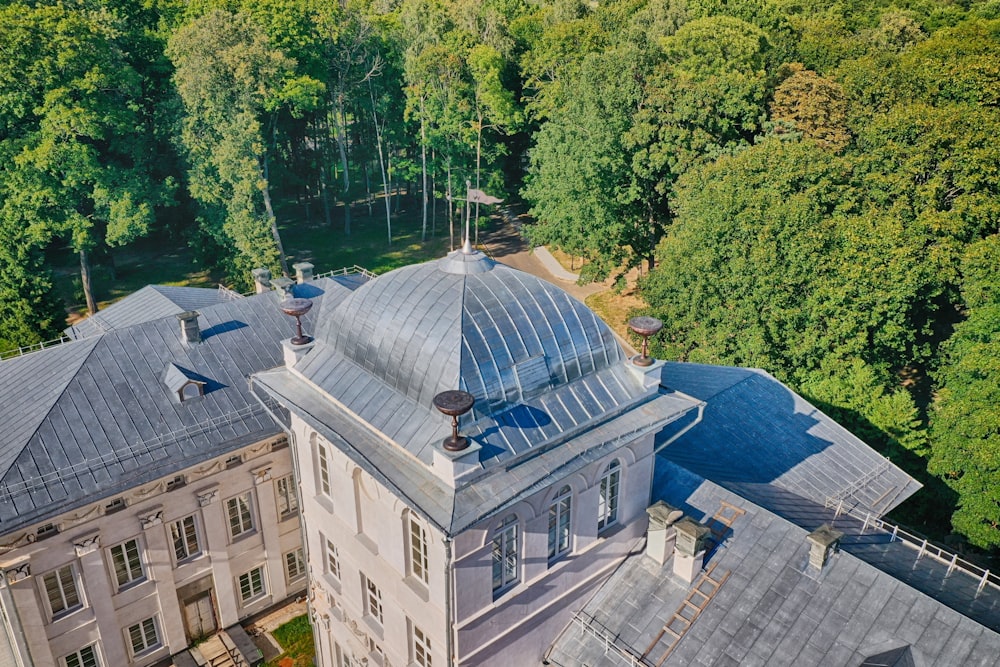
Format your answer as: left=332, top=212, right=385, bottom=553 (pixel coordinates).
left=109, top=539, right=144, bottom=588
left=238, top=566, right=266, bottom=603
left=412, top=624, right=432, bottom=667
left=43, top=565, right=81, bottom=618
left=408, top=516, right=429, bottom=584
left=318, top=444, right=331, bottom=496
left=171, top=515, right=201, bottom=562
left=63, top=645, right=99, bottom=667
left=226, top=492, right=255, bottom=538
left=492, top=515, right=519, bottom=592
left=276, top=475, right=299, bottom=518
left=127, top=617, right=160, bottom=656
left=285, top=548, right=306, bottom=582
left=324, top=537, right=341, bottom=580
left=362, top=574, right=383, bottom=625
left=547, top=487, right=572, bottom=562
left=598, top=462, right=621, bottom=531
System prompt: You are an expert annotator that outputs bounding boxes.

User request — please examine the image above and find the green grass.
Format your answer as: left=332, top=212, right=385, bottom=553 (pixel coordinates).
left=266, top=614, right=315, bottom=667
left=49, top=197, right=457, bottom=324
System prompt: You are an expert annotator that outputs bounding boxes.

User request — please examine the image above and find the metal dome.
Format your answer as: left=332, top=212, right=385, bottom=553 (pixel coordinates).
left=314, top=247, right=625, bottom=419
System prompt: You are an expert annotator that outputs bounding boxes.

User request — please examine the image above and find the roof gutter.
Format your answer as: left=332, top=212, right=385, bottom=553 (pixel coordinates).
left=654, top=399, right=705, bottom=454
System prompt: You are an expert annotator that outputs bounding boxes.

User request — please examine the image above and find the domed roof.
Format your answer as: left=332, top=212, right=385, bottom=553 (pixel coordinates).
left=314, top=248, right=625, bottom=418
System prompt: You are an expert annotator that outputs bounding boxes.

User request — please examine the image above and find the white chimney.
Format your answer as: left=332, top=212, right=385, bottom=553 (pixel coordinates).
left=251, top=267, right=272, bottom=294
left=271, top=276, right=295, bottom=300
left=672, top=517, right=710, bottom=584
left=645, top=501, right=684, bottom=566
left=176, top=311, right=201, bottom=345
left=293, top=262, right=314, bottom=284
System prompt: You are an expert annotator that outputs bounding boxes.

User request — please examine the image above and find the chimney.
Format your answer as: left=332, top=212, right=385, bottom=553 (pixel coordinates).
left=645, top=501, right=684, bottom=566
left=293, top=261, right=314, bottom=284
left=672, top=517, right=711, bottom=583
left=176, top=311, right=201, bottom=345
left=251, top=267, right=272, bottom=294
left=271, top=276, right=295, bottom=300
left=806, top=524, right=843, bottom=572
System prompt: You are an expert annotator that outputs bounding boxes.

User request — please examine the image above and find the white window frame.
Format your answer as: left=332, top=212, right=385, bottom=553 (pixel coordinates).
left=598, top=460, right=622, bottom=532
left=407, top=513, right=429, bottom=584
left=412, top=622, right=432, bottom=667
left=324, top=535, right=341, bottom=580
left=226, top=491, right=255, bottom=539
left=62, top=644, right=100, bottom=667
left=126, top=616, right=161, bottom=657
left=362, top=574, right=383, bottom=625
left=285, top=548, right=306, bottom=583
left=317, top=442, right=331, bottom=496
left=492, top=514, right=519, bottom=594
left=547, top=486, right=573, bottom=562
left=42, top=564, right=83, bottom=619
left=276, top=474, right=299, bottom=518
left=170, top=514, right=201, bottom=562
left=109, top=538, right=145, bottom=590
left=238, top=566, right=266, bottom=604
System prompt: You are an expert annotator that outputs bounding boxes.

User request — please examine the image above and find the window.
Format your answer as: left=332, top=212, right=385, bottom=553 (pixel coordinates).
left=36, top=523, right=59, bottom=541
left=598, top=460, right=621, bottom=531
left=412, top=623, right=432, bottom=667
left=276, top=475, right=299, bottom=518
left=43, top=565, right=81, bottom=617
left=104, top=498, right=126, bottom=514
left=407, top=514, right=429, bottom=584
left=492, top=514, right=519, bottom=593
left=171, top=515, right=200, bottom=562
left=127, top=617, right=160, bottom=656
left=166, top=475, right=186, bottom=491
left=318, top=443, right=331, bottom=496
left=238, top=567, right=266, bottom=603
left=362, top=574, right=383, bottom=625
left=226, top=492, right=255, bottom=538
left=225, top=454, right=242, bottom=468
left=285, top=548, right=306, bottom=582
left=109, top=539, right=144, bottom=588
left=63, top=645, right=99, bottom=667
left=324, top=537, right=341, bottom=580
left=547, top=486, right=573, bottom=562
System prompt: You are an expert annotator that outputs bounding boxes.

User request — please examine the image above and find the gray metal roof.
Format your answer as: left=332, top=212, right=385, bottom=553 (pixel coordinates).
left=658, top=362, right=922, bottom=520
left=544, top=458, right=1000, bottom=667
left=314, top=248, right=625, bottom=419
left=0, top=275, right=367, bottom=535
left=66, top=285, right=229, bottom=339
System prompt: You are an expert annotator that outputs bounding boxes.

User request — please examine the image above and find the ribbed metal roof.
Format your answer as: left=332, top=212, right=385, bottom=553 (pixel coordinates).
left=315, top=247, right=624, bottom=419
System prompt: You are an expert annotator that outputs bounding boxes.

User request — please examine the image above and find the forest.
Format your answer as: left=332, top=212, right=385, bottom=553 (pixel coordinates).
left=0, top=0, right=997, bottom=555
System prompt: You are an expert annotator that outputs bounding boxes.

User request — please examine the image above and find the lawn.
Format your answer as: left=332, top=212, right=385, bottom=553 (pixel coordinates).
left=50, top=199, right=456, bottom=324
left=266, top=614, right=315, bottom=667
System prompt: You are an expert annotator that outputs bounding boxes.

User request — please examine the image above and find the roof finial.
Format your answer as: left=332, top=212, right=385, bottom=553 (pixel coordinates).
left=462, top=237, right=474, bottom=255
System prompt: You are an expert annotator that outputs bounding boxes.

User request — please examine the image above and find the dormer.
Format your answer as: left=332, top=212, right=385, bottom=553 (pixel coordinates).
left=163, top=363, right=207, bottom=402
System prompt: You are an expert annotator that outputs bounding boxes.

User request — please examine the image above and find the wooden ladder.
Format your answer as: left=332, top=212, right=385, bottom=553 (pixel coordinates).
left=707, top=500, right=746, bottom=546
left=641, top=561, right=731, bottom=667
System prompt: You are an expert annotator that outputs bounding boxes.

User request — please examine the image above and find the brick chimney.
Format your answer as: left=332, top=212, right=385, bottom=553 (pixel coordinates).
left=176, top=311, right=201, bottom=345
left=251, top=267, right=272, bottom=294
left=806, top=524, right=843, bottom=572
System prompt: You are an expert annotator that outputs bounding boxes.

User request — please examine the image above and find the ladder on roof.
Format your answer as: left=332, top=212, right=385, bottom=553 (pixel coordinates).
left=706, top=500, right=746, bottom=546
left=641, top=561, right=731, bottom=667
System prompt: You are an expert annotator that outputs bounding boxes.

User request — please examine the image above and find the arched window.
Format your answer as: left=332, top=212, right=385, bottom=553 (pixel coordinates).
left=598, top=460, right=621, bottom=532
left=492, top=514, right=519, bottom=594
left=547, top=486, right=572, bottom=562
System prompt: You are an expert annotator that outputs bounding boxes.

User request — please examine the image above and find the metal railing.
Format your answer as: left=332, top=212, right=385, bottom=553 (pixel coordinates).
left=0, top=335, right=73, bottom=361
left=829, top=500, right=999, bottom=595
left=826, top=457, right=894, bottom=506
left=571, top=611, right=647, bottom=667
left=217, top=284, right=248, bottom=300
left=313, top=265, right=377, bottom=281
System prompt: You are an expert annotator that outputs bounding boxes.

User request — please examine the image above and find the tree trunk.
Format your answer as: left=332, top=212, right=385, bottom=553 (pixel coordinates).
left=420, top=107, right=428, bottom=242
left=80, top=248, right=98, bottom=316
left=370, top=81, right=392, bottom=245
left=332, top=100, right=351, bottom=235
left=475, top=118, right=483, bottom=246
left=431, top=148, right=437, bottom=238
left=447, top=160, right=454, bottom=251
left=318, top=113, right=332, bottom=228
left=260, top=152, right=290, bottom=277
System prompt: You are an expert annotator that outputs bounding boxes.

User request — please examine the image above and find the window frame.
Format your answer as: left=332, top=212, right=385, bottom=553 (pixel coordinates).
left=238, top=566, right=266, bottom=604
left=412, top=622, right=432, bottom=667
left=362, top=574, right=383, bottom=625
left=62, top=644, right=100, bottom=667
left=126, top=616, right=161, bottom=658
left=547, top=486, right=573, bottom=563
left=492, top=514, right=519, bottom=594
left=275, top=474, right=299, bottom=518
left=407, top=514, right=429, bottom=584
left=324, top=536, right=341, bottom=580
left=285, top=548, right=306, bottom=583
left=226, top=491, right=256, bottom=539
left=170, top=514, right=201, bottom=563
left=598, top=460, right=622, bottom=532
left=317, top=442, right=332, bottom=496
left=42, top=564, right=83, bottom=620
left=109, top=538, right=145, bottom=590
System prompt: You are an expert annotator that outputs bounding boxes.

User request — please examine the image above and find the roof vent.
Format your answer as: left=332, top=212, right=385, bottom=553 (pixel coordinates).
left=807, top=524, right=843, bottom=571
left=177, top=311, right=201, bottom=345
left=251, top=267, right=272, bottom=294
left=164, top=363, right=206, bottom=401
